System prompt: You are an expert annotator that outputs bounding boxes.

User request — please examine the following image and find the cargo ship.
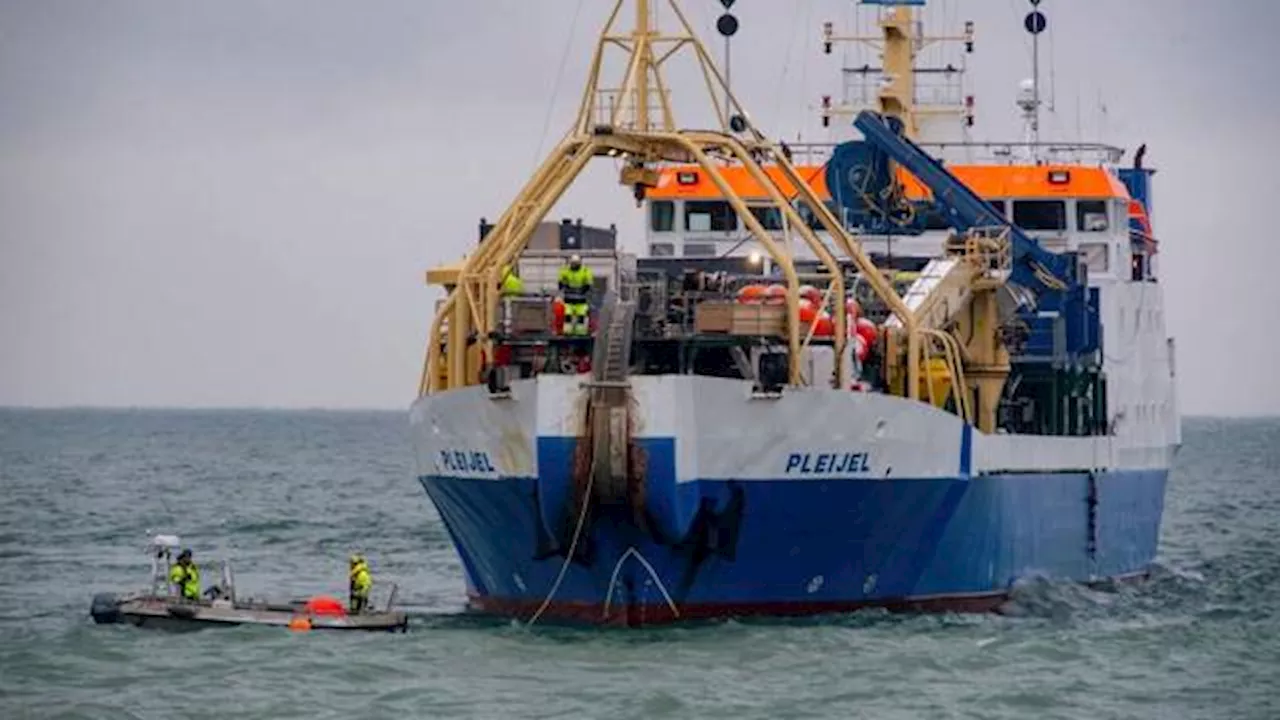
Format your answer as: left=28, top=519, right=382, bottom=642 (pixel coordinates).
left=410, top=0, right=1180, bottom=626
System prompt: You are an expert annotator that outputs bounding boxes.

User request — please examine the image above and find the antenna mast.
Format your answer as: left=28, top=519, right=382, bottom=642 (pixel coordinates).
left=717, top=1, right=739, bottom=122
left=1020, top=0, right=1048, bottom=161
left=821, top=1, right=975, bottom=143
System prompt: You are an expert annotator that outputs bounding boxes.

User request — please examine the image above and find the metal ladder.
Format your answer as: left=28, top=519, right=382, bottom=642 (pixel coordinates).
left=591, top=294, right=636, bottom=383
left=584, top=294, right=637, bottom=504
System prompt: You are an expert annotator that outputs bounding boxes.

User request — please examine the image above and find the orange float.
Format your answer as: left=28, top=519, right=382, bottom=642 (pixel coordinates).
left=737, top=284, right=767, bottom=303
left=799, top=284, right=823, bottom=306
left=798, top=299, right=818, bottom=325
left=764, top=284, right=787, bottom=304
left=854, top=317, right=879, bottom=346
left=551, top=298, right=565, bottom=332
left=853, top=334, right=869, bottom=362
left=303, top=595, right=347, bottom=617
left=813, top=312, right=834, bottom=337
left=288, top=616, right=312, bottom=632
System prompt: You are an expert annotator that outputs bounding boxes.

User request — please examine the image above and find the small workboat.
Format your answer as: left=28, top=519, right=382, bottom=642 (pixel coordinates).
left=90, top=535, right=408, bottom=633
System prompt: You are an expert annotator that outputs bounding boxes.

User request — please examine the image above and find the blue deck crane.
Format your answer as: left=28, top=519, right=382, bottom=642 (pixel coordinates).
left=826, top=111, right=1101, bottom=364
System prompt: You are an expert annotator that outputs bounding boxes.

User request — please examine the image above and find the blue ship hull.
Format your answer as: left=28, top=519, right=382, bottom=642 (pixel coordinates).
left=419, top=437, right=1167, bottom=626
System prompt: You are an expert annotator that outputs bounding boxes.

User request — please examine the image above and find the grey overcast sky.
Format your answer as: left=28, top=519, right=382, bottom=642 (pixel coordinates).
left=1, top=0, right=1277, bottom=414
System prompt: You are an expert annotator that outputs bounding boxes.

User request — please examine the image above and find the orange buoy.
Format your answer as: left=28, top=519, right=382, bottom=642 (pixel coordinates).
left=288, top=616, right=312, bottom=632
left=854, top=317, right=879, bottom=346
left=798, top=299, right=818, bottom=325
left=302, top=595, right=347, bottom=617
left=845, top=298, right=861, bottom=322
left=799, top=284, right=822, bottom=306
left=551, top=298, right=565, bottom=332
left=759, top=284, right=783, bottom=304
left=853, top=334, right=869, bottom=362
left=737, top=284, right=767, bottom=303
left=813, top=312, right=834, bottom=337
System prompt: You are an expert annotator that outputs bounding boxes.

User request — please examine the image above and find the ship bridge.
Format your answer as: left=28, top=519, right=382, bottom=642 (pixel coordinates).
left=642, top=158, right=1149, bottom=284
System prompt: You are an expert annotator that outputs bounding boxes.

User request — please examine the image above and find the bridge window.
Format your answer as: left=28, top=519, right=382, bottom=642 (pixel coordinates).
left=748, top=205, right=784, bottom=231
left=649, top=242, right=675, bottom=257
left=685, top=201, right=737, bottom=232
left=1012, top=200, right=1066, bottom=231
left=1076, top=200, right=1109, bottom=232
left=650, top=200, right=675, bottom=232
left=683, top=242, right=716, bottom=257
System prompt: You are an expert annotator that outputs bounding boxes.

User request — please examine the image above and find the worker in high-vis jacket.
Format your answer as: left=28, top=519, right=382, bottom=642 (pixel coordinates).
left=557, top=254, right=593, bottom=336
left=349, top=554, right=372, bottom=613
left=169, top=548, right=201, bottom=601
left=500, top=264, right=524, bottom=296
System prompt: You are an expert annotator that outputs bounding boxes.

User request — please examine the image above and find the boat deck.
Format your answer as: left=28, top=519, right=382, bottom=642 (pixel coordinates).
left=99, top=595, right=409, bottom=632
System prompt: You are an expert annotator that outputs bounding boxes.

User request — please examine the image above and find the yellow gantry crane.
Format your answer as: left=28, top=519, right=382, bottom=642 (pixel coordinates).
left=420, top=0, right=921, bottom=398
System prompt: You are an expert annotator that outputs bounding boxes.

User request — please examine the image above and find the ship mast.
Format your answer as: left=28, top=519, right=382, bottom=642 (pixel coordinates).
left=1019, top=0, right=1049, bottom=162
left=821, top=0, right=975, bottom=142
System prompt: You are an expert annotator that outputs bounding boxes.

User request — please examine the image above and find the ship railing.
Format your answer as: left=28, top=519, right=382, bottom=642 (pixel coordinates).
left=779, top=141, right=1125, bottom=167
left=591, top=87, right=671, bottom=132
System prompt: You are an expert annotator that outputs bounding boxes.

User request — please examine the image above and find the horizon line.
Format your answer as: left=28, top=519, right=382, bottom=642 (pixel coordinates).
left=0, top=404, right=1275, bottom=420
left=0, top=404, right=408, bottom=413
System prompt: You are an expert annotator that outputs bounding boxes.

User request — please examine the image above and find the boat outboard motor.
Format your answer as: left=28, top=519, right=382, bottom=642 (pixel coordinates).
left=90, top=592, right=122, bottom=624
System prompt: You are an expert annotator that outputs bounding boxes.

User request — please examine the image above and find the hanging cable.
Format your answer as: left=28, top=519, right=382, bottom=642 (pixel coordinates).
left=525, top=470, right=593, bottom=627
left=797, top=0, right=814, bottom=140
left=529, top=0, right=589, bottom=173
left=769, top=0, right=806, bottom=131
